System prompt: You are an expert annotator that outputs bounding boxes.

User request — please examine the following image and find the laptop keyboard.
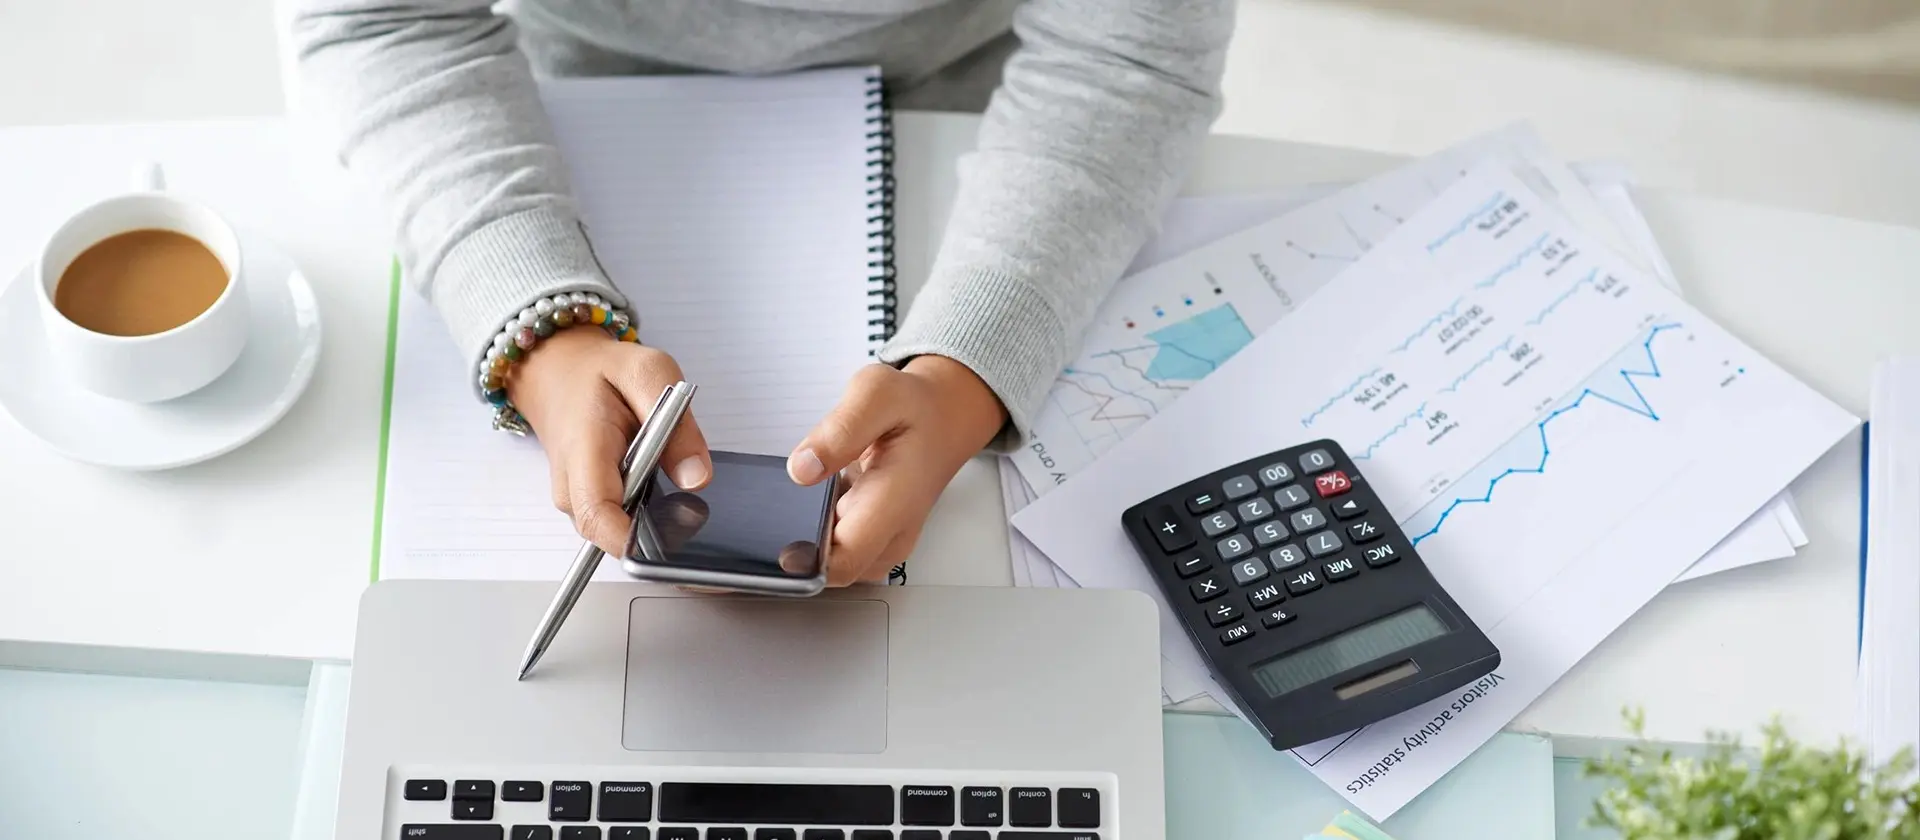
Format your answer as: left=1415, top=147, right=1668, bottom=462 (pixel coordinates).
left=391, top=770, right=1109, bottom=840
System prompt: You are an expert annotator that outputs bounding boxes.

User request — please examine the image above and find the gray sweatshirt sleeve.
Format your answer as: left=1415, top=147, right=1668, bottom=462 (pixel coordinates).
left=290, top=1, right=1233, bottom=448
left=290, top=0, right=626, bottom=362
left=877, top=1, right=1233, bottom=448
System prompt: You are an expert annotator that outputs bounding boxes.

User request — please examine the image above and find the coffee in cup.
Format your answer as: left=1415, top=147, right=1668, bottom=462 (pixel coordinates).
left=36, top=163, right=249, bottom=403
left=54, top=229, right=230, bottom=337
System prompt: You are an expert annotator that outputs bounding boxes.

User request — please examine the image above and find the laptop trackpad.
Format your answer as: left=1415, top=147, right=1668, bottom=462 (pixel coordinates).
left=622, top=596, right=887, bottom=754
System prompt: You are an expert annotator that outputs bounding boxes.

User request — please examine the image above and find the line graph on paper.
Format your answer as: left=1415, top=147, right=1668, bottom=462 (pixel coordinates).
left=1011, top=264, right=1287, bottom=493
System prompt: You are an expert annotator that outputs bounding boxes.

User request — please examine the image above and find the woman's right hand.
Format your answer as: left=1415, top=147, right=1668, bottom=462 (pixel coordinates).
left=506, top=327, right=712, bottom=555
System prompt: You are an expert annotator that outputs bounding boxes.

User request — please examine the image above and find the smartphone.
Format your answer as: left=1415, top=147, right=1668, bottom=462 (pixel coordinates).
left=621, top=450, right=837, bottom=595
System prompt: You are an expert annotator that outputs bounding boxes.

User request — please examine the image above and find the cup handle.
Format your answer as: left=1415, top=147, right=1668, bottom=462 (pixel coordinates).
left=132, top=161, right=165, bottom=193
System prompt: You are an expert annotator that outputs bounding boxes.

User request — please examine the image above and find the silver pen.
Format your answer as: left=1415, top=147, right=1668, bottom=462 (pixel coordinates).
left=517, top=381, right=698, bottom=680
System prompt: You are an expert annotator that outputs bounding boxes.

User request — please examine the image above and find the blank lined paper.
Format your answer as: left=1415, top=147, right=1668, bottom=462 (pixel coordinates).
left=381, top=68, right=883, bottom=581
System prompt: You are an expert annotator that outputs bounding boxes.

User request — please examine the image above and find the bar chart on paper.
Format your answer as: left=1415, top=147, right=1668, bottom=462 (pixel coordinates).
left=1011, top=162, right=1858, bottom=819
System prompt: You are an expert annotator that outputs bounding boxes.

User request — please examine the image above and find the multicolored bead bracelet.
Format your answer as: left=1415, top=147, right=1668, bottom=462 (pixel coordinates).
left=477, top=291, right=640, bottom=435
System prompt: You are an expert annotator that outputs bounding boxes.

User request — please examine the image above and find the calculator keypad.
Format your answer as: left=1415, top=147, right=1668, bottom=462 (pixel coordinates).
left=1126, top=441, right=1435, bottom=678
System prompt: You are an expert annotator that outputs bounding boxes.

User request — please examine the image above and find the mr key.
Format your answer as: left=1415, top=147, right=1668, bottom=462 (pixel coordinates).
left=1121, top=440, right=1499, bottom=750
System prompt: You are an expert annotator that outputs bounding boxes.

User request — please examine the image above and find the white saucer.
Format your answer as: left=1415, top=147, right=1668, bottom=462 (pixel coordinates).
left=0, top=230, right=323, bottom=471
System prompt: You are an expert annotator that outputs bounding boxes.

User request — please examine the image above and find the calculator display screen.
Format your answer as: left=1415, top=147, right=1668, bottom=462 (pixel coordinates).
left=1250, top=605, right=1451, bottom=699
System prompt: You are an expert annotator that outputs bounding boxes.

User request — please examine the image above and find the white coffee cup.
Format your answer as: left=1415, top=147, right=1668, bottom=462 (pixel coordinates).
left=36, top=163, right=249, bottom=403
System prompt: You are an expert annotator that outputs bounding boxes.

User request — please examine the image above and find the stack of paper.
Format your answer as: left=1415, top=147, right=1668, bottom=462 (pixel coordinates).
left=1859, top=358, right=1920, bottom=766
left=999, top=123, right=1858, bottom=818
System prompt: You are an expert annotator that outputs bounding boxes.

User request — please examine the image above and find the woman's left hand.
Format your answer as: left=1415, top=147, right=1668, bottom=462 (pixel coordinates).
left=787, top=355, right=1009, bottom=586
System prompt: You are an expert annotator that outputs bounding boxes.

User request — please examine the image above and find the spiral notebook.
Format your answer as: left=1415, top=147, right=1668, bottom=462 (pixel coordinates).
left=374, top=67, right=896, bottom=581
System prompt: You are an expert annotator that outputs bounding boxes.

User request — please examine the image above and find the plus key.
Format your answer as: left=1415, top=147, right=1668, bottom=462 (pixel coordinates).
left=1313, top=470, right=1353, bottom=498
left=1145, top=505, right=1196, bottom=553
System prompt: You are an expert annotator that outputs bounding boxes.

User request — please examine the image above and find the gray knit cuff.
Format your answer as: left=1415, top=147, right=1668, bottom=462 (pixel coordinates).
left=877, top=266, right=1068, bottom=452
left=431, top=207, right=628, bottom=375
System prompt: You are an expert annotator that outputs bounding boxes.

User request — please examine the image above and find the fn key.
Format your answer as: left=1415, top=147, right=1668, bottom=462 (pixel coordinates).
left=1058, top=788, right=1100, bottom=828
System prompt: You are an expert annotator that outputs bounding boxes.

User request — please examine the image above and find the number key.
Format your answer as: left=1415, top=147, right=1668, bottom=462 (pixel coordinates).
left=1236, top=497, right=1274, bottom=523
left=1290, top=507, right=1328, bottom=533
left=1305, top=531, right=1344, bottom=557
left=1206, top=601, right=1242, bottom=627
left=1222, top=475, right=1259, bottom=500
left=1258, top=463, right=1295, bottom=486
left=1200, top=511, right=1237, bottom=537
left=1190, top=574, right=1228, bottom=602
left=1268, top=544, right=1307, bottom=570
left=1251, top=520, right=1288, bottom=546
left=1299, top=448, right=1335, bottom=472
left=1273, top=485, right=1311, bottom=510
left=1216, top=534, right=1253, bottom=561
left=1229, top=556, right=1269, bottom=586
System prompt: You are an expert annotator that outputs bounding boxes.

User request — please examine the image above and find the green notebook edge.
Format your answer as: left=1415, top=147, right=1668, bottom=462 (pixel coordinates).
left=369, top=258, right=402, bottom=583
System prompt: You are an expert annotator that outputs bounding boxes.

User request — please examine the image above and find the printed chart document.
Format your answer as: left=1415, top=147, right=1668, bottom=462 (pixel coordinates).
left=1009, top=126, right=1803, bottom=584
left=380, top=70, right=882, bottom=581
left=1012, top=163, right=1857, bottom=817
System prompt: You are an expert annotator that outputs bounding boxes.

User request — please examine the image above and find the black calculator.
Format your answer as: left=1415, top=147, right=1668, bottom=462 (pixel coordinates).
left=1120, top=440, right=1499, bottom=750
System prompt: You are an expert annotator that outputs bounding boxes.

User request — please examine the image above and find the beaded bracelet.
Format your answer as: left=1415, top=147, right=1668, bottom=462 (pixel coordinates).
left=477, top=291, right=640, bottom=435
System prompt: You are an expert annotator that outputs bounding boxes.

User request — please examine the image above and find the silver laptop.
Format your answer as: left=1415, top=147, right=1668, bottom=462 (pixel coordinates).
left=336, top=580, right=1166, bottom=840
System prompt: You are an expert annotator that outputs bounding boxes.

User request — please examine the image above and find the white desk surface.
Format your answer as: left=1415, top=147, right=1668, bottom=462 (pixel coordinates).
left=1, top=111, right=1915, bottom=746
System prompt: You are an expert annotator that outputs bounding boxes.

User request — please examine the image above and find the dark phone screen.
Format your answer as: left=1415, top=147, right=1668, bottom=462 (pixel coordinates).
left=631, top=450, right=833, bottom=579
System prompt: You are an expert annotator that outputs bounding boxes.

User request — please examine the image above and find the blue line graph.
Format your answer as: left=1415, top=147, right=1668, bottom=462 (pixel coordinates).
left=1301, top=367, right=1383, bottom=428
left=1438, top=338, right=1514, bottom=394
left=1390, top=297, right=1465, bottom=353
left=1474, top=233, right=1550, bottom=289
left=1408, top=323, right=1682, bottom=545
left=1354, top=402, right=1429, bottom=460
left=1526, top=268, right=1597, bottom=326
left=1426, top=193, right=1506, bottom=253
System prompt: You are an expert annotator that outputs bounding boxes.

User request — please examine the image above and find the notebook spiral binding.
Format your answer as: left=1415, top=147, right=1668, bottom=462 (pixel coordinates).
left=863, top=68, right=898, bottom=356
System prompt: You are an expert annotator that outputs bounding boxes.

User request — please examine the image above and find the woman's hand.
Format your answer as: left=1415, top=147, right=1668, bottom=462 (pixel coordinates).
left=507, top=328, right=712, bottom=555
left=788, top=355, right=1009, bottom=586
